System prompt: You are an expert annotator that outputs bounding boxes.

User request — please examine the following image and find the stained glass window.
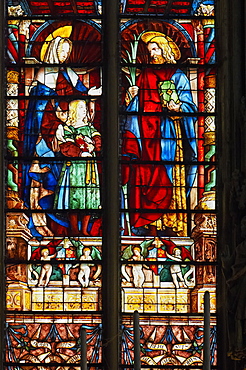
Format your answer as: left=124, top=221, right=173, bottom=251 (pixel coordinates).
left=6, top=1, right=103, bottom=367
left=119, top=0, right=216, bottom=367
left=5, top=0, right=216, bottom=368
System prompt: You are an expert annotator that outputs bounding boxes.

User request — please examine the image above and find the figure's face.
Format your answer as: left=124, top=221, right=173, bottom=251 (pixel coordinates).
left=63, top=238, right=70, bottom=249
left=58, top=41, right=70, bottom=63
left=84, top=249, right=91, bottom=257
left=42, top=250, right=49, bottom=257
left=76, top=101, right=87, bottom=121
left=174, top=249, right=181, bottom=257
left=133, top=248, right=140, bottom=256
left=147, top=42, right=166, bottom=64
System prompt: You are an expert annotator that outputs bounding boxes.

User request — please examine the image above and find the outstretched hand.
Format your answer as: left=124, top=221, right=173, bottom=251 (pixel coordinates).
left=88, top=86, right=102, bottom=96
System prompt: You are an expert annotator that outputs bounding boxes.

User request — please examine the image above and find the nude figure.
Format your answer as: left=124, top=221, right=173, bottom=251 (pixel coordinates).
left=38, top=248, right=56, bottom=287
left=166, top=247, right=187, bottom=289
left=77, top=247, right=93, bottom=287
left=129, top=246, right=148, bottom=288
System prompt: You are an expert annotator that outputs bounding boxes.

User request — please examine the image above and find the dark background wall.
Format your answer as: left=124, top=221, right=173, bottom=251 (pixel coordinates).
left=217, top=1, right=246, bottom=369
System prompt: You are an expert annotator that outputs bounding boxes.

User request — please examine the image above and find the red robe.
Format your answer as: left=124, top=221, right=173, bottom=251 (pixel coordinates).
left=122, top=68, right=176, bottom=228
left=41, top=71, right=88, bottom=149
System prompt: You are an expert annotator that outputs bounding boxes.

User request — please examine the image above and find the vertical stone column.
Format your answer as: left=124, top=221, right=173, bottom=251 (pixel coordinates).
left=217, top=1, right=246, bottom=369
left=102, top=1, right=120, bottom=369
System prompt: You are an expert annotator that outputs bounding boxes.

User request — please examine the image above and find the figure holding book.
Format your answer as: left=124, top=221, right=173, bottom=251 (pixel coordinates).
left=122, top=31, right=197, bottom=236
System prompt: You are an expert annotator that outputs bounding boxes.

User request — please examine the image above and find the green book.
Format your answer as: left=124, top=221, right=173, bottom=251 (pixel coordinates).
left=158, top=80, right=180, bottom=107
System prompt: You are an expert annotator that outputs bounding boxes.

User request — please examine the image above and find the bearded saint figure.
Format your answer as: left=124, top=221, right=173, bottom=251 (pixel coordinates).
left=122, top=31, right=197, bottom=237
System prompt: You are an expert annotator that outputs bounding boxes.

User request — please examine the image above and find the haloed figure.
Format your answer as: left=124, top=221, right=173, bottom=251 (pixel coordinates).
left=122, top=31, right=197, bottom=237
left=23, top=35, right=102, bottom=237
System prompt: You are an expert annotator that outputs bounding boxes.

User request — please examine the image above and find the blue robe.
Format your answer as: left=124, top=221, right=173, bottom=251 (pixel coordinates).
left=22, top=69, right=87, bottom=237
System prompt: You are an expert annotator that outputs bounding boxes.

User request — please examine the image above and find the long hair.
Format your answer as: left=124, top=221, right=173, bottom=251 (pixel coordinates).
left=157, top=40, right=177, bottom=64
left=67, top=100, right=88, bottom=126
left=141, top=32, right=180, bottom=64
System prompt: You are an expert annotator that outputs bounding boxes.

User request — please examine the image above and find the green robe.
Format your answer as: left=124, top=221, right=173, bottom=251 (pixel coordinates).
left=54, top=124, right=101, bottom=210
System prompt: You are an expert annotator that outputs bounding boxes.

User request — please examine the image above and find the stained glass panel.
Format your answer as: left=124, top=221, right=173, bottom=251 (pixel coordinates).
left=6, top=314, right=102, bottom=367
left=122, top=315, right=217, bottom=367
left=119, top=0, right=216, bottom=367
left=5, top=1, right=103, bottom=368
left=5, top=0, right=217, bottom=368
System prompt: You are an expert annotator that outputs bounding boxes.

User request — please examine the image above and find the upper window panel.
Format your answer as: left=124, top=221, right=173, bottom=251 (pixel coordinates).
left=120, top=0, right=214, bottom=15
left=8, top=0, right=103, bottom=16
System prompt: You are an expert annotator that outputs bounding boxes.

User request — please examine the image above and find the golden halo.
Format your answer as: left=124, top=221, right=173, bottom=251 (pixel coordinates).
left=40, top=25, right=73, bottom=62
left=141, top=31, right=181, bottom=61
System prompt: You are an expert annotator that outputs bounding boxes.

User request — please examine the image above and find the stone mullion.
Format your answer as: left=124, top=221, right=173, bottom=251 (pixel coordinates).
left=102, top=1, right=120, bottom=369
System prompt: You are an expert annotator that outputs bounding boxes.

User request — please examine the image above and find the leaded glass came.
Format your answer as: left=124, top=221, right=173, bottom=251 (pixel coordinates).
left=5, top=0, right=216, bottom=368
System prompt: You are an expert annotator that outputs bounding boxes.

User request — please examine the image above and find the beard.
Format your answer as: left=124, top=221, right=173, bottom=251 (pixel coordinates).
left=150, top=55, right=166, bottom=64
